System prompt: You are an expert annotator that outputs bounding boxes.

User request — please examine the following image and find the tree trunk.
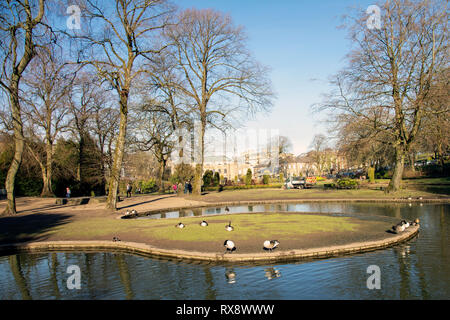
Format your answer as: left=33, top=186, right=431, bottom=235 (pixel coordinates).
left=106, top=97, right=128, bottom=210
left=41, top=139, right=54, bottom=197
left=386, top=147, right=405, bottom=193
left=192, top=117, right=206, bottom=195
left=409, top=152, right=416, bottom=172
left=3, top=84, right=24, bottom=216
left=158, top=160, right=165, bottom=193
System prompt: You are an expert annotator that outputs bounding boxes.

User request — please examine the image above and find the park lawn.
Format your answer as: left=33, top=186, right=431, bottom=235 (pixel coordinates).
left=1, top=213, right=367, bottom=245
left=143, top=213, right=359, bottom=242
left=402, top=177, right=450, bottom=185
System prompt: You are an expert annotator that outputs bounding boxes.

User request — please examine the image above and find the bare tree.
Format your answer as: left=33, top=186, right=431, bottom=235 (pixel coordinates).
left=130, top=100, right=175, bottom=190
left=68, top=71, right=107, bottom=193
left=73, top=0, right=173, bottom=209
left=22, top=41, right=76, bottom=197
left=0, top=0, right=45, bottom=215
left=416, top=68, right=450, bottom=172
left=165, top=8, right=274, bottom=194
left=316, top=0, right=448, bottom=192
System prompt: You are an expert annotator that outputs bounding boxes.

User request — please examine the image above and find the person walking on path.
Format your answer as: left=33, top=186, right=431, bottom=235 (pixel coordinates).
left=66, top=187, right=71, bottom=198
left=184, top=181, right=188, bottom=194
left=126, top=183, right=132, bottom=198
left=172, top=184, right=178, bottom=194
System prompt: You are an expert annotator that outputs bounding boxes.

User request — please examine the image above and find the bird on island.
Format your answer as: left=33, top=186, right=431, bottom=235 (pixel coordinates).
left=225, top=206, right=230, bottom=213
left=407, top=196, right=412, bottom=201
left=131, top=209, right=137, bottom=215
left=113, top=236, right=121, bottom=242
left=401, top=220, right=410, bottom=228
left=176, top=222, right=185, bottom=229
left=224, top=240, right=236, bottom=253
left=410, top=218, right=420, bottom=226
left=125, top=210, right=130, bottom=216
left=200, top=220, right=208, bottom=227
left=418, top=196, right=423, bottom=200
left=225, top=221, right=234, bottom=232
left=392, top=223, right=406, bottom=234
left=263, top=240, right=280, bottom=252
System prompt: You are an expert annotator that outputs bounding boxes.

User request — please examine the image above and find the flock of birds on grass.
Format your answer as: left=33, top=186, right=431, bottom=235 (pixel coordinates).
left=116, top=203, right=421, bottom=251
left=175, top=218, right=280, bottom=254
left=117, top=205, right=279, bottom=253
left=392, top=218, right=420, bottom=234
left=124, top=209, right=138, bottom=216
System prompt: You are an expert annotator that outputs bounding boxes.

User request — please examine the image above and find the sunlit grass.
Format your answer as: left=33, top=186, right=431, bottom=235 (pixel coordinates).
left=133, top=213, right=359, bottom=242
left=38, top=213, right=364, bottom=243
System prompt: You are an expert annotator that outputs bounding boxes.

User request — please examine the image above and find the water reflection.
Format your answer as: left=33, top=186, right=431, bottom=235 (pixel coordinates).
left=264, top=268, right=281, bottom=280
left=137, top=201, right=442, bottom=220
left=0, top=203, right=448, bottom=300
left=225, top=268, right=236, bottom=284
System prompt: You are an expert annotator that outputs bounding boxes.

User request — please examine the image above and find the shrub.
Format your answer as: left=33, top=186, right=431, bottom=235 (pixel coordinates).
left=263, top=174, right=270, bottom=185
left=140, top=179, right=158, bottom=194
left=213, top=172, right=220, bottom=186
left=336, top=178, right=359, bottom=189
left=245, top=169, right=252, bottom=185
left=203, top=170, right=214, bottom=187
left=368, top=167, right=375, bottom=183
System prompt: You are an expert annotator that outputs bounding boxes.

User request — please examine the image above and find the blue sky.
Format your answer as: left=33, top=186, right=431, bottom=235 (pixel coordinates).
left=180, top=0, right=377, bottom=155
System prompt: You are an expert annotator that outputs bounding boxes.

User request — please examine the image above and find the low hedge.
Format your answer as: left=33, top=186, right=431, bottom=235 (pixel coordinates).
left=204, top=183, right=283, bottom=192
left=323, top=179, right=360, bottom=190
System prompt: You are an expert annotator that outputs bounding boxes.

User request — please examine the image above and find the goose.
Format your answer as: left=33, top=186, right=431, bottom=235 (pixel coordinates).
left=392, top=223, right=405, bottom=234
left=176, top=222, right=185, bottom=229
left=225, top=221, right=234, bottom=232
left=410, top=218, right=420, bottom=226
left=407, top=196, right=412, bottom=201
left=263, top=240, right=280, bottom=252
left=125, top=210, right=130, bottom=216
left=224, top=240, right=236, bottom=253
left=200, top=220, right=208, bottom=227
left=131, top=209, right=137, bottom=215
left=225, top=206, right=230, bottom=213
left=401, top=220, right=410, bottom=228
left=112, top=236, right=121, bottom=242
left=418, top=196, right=423, bottom=200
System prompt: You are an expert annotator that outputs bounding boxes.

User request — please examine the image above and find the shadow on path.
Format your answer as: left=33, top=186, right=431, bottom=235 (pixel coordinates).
left=117, top=195, right=177, bottom=210
left=0, top=213, right=72, bottom=246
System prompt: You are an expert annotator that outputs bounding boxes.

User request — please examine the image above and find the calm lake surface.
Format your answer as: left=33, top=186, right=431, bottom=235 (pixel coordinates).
left=0, top=202, right=449, bottom=300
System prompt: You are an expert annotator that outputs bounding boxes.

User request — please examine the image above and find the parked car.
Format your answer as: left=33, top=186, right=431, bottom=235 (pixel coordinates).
left=284, top=177, right=317, bottom=189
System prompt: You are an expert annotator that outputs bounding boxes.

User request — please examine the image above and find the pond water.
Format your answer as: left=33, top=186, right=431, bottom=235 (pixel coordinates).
left=0, top=202, right=449, bottom=300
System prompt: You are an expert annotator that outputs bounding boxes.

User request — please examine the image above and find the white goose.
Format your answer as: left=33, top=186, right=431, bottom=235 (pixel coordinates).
left=263, top=240, right=280, bottom=252
left=224, top=240, right=236, bottom=253
left=175, top=222, right=185, bottom=229
left=392, top=223, right=406, bottom=234
left=200, top=220, right=208, bottom=227
left=225, top=221, right=234, bottom=232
